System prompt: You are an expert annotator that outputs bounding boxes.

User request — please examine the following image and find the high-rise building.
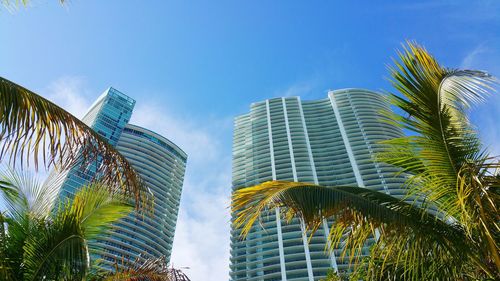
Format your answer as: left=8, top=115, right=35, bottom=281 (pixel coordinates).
left=230, top=89, right=405, bottom=281
left=56, top=87, right=135, bottom=200
left=54, top=87, right=187, bottom=266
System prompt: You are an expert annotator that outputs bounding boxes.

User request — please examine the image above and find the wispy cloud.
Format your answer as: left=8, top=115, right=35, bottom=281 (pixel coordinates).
left=472, top=99, right=500, bottom=157
left=460, top=41, right=500, bottom=74
left=471, top=82, right=500, bottom=157
left=45, top=76, right=92, bottom=119
left=462, top=43, right=500, bottom=156
left=461, top=43, right=489, bottom=70
left=273, top=78, right=320, bottom=99
left=42, top=76, right=233, bottom=281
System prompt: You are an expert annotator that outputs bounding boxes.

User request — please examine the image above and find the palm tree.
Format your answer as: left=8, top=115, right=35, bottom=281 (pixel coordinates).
left=232, top=42, right=499, bottom=280
left=0, top=169, right=133, bottom=280
left=0, top=77, right=145, bottom=203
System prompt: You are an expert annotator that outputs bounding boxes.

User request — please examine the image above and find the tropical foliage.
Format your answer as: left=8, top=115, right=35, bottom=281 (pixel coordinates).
left=0, top=77, right=146, bottom=203
left=320, top=269, right=353, bottom=281
left=90, top=256, right=192, bottom=281
left=232, top=42, right=499, bottom=280
left=0, top=170, right=191, bottom=280
left=0, top=169, right=133, bottom=280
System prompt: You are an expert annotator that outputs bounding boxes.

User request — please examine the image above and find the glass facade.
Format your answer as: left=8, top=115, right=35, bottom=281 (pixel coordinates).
left=95, top=124, right=187, bottom=267
left=53, top=87, right=187, bottom=267
left=230, top=89, right=406, bottom=281
left=57, top=88, right=135, bottom=199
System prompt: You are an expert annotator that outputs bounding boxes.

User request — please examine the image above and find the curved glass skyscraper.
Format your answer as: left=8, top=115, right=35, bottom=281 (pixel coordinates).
left=53, top=87, right=187, bottom=266
left=230, top=89, right=405, bottom=281
left=94, top=124, right=187, bottom=266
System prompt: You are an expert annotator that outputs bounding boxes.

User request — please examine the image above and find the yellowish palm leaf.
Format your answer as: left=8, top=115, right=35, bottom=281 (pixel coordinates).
left=0, top=77, right=146, bottom=203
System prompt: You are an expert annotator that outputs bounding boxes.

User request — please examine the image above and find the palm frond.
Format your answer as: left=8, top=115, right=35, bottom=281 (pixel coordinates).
left=455, top=159, right=500, bottom=272
left=233, top=181, right=492, bottom=280
left=0, top=212, right=16, bottom=281
left=0, top=77, right=145, bottom=204
left=0, top=207, right=30, bottom=280
left=382, top=41, right=499, bottom=272
left=69, top=183, right=133, bottom=241
left=0, top=169, right=57, bottom=220
left=0, top=177, right=133, bottom=281
left=92, top=256, right=191, bottom=281
left=382, top=42, right=497, bottom=211
left=21, top=214, right=87, bottom=281
left=233, top=181, right=460, bottom=239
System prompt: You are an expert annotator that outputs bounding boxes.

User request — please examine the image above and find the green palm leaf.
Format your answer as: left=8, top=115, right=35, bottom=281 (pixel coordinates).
left=69, top=183, right=133, bottom=241
left=22, top=183, right=133, bottom=281
left=233, top=181, right=497, bottom=279
left=382, top=42, right=495, bottom=207
left=0, top=169, right=57, bottom=220
left=0, top=212, right=15, bottom=280
left=22, top=213, right=87, bottom=281
left=382, top=41, right=499, bottom=271
left=0, top=170, right=133, bottom=280
left=0, top=77, right=146, bottom=203
left=232, top=181, right=478, bottom=279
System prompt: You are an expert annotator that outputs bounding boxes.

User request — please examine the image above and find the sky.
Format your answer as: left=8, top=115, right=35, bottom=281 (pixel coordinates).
left=1, top=1, right=499, bottom=280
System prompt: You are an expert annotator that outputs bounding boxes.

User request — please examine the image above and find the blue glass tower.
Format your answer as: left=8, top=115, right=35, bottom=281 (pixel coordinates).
left=53, top=87, right=187, bottom=266
left=57, top=88, right=135, bottom=199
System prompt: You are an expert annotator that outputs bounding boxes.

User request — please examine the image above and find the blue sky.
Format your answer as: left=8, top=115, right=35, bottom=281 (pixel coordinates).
left=1, top=1, right=499, bottom=280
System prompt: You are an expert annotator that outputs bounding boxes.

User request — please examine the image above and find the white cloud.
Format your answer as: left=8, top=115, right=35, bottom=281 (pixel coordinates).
left=281, top=82, right=314, bottom=97
left=42, top=77, right=232, bottom=281
left=170, top=171, right=231, bottom=281
left=45, top=76, right=92, bottom=119
left=274, top=78, right=320, bottom=99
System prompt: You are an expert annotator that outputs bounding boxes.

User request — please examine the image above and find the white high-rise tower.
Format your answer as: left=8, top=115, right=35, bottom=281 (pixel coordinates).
left=230, top=89, right=405, bottom=281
